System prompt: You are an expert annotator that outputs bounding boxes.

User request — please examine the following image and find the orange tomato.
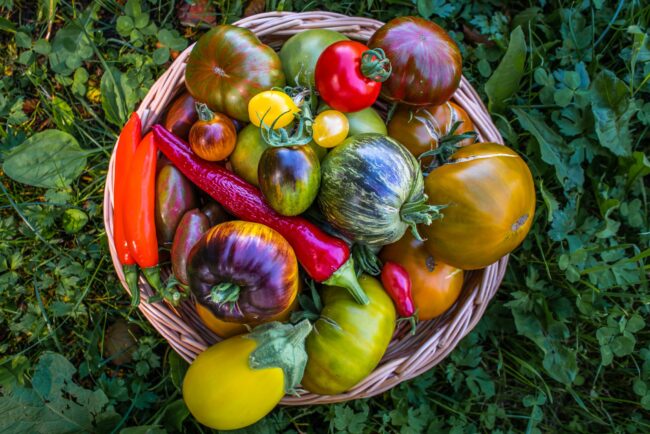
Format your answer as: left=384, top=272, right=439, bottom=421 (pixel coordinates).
left=196, top=293, right=299, bottom=339
left=380, top=230, right=463, bottom=320
left=387, top=101, right=474, bottom=161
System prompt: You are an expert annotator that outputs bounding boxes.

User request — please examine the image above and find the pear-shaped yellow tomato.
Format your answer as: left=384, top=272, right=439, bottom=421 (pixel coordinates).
left=312, top=110, right=349, bottom=148
left=248, top=90, right=298, bottom=130
left=183, top=321, right=311, bottom=430
left=422, top=143, right=536, bottom=270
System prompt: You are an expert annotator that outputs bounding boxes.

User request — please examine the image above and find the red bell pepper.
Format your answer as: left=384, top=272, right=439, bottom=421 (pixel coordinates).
left=113, top=112, right=141, bottom=304
left=124, top=131, right=162, bottom=295
left=153, top=124, right=368, bottom=305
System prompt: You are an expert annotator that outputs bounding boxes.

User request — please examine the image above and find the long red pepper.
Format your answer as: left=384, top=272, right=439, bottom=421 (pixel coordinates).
left=153, top=124, right=368, bottom=305
left=113, top=113, right=141, bottom=303
left=381, top=262, right=417, bottom=332
left=124, top=132, right=162, bottom=293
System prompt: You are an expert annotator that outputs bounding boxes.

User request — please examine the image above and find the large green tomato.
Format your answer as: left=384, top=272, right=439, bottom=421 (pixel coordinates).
left=301, top=275, right=396, bottom=395
left=280, top=29, right=349, bottom=87
left=185, top=25, right=285, bottom=122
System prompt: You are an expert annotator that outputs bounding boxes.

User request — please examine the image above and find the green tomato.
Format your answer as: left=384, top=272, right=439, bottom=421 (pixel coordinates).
left=280, top=29, right=349, bottom=87
left=301, top=275, right=396, bottom=395
left=319, top=104, right=387, bottom=136
left=230, top=124, right=267, bottom=186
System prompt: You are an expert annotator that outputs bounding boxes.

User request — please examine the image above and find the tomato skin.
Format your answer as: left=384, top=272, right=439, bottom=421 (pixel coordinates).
left=422, top=143, right=536, bottom=270
left=185, top=25, right=285, bottom=121
left=280, top=29, right=349, bottom=87
left=164, top=93, right=197, bottom=141
left=248, top=90, right=298, bottom=130
left=189, top=110, right=237, bottom=161
left=302, top=275, right=396, bottom=395
left=380, top=230, right=463, bottom=320
left=369, top=16, right=462, bottom=106
left=312, top=110, right=349, bottom=148
left=387, top=102, right=474, bottom=160
left=315, top=41, right=382, bottom=113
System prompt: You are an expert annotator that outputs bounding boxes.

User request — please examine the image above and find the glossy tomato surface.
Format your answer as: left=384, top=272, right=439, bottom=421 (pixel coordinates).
left=388, top=101, right=474, bottom=159
left=189, top=111, right=237, bottom=161
left=302, top=275, right=396, bottom=395
left=164, top=93, right=197, bottom=140
left=280, top=29, right=349, bottom=87
left=312, top=110, right=349, bottom=148
left=315, top=41, right=382, bottom=112
left=185, top=25, right=285, bottom=121
left=380, top=230, right=463, bottom=320
left=369, top=16, right=462, bottom=106
left=422, top=143, right=536, bottom=269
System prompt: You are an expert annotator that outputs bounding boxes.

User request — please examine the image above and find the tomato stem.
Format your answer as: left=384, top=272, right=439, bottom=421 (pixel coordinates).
left=352, top=244, right=383, bottom=276
left=400, top=195, right=446, bottom=241
left=209, top=282, right=241, bottom=307
left=195, top=102, right=215, bottom=122
left=360, top=48, right=392, bottom=83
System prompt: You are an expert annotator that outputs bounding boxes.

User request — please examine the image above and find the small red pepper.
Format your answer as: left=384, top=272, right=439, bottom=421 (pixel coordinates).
left=113, top=112, right=141, bottom=304
left=381, top=261, right=417, bottom=332
left=153, top=125, right=368, bottom=305
left=124, top=132, right=162, bottom=294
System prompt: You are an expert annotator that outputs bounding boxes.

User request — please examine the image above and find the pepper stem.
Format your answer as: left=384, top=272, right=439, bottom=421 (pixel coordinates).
left=400, top=194, right=446, bottom=241
left=360, top=48, right=392, bottom=83
left=142, top=266, right=162, bottom=295
left=247, top=320, right=313, bottom=394
left=195, top=102, right=215, bottom=122
left=209, top=282, right=241, bottom=309
left=123, top=264, right=140, bottom=308
left=323, top=258, right=369, bottom=305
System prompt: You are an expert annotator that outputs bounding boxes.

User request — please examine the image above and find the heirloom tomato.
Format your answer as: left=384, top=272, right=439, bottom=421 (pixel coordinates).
left=387, top=102, right=474, bottom=160
left=185, top=25, right=285, bottom=121
left=280, top=29, right=349, bottom=87
left=369, top=16, right=462, bottom=106
left=188, top=104, right=237, bottom=161
left=302, top=275, right=396, bottom=395
left=183, top=321, right=311, bottom=430
left=312, top=110, right=349, bottom=148
left=248, top=90, right=298, bottom=130
left=320, top=104, right=387, bottom=136
left=164, top=93, right=197, bottom=140
left=380, top=230, right=463, bottom=320
left=422, top=143, right=536, bottom=270
left=315, top=41, right=391, bottom=112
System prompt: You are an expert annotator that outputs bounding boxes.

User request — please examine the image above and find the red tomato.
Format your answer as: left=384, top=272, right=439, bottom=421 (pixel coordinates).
left=314, top=41, right=389, bottom=113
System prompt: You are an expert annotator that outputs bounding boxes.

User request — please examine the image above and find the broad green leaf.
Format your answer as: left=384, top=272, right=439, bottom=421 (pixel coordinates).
left=119, top=426, right=167, bottom=434
left=62, top=209, right=88, bottom=234
left=51, top=96, right=74, bottom=132
left=2, top=129, right=87, bottom=188
left=167, top=350, right=188, bottom=392
left=590, top=70, right=637, bottom=156
left=48, top=7, right=96, bottom=76
left=0, top=352, right=120, bottom=433
left=161, top=399, right=189, bottom=432
left=101, top=67, right=133, bottom=127
left=626, top=151, right=650, bottom=189
left=485, top=26, right=526, bottom=112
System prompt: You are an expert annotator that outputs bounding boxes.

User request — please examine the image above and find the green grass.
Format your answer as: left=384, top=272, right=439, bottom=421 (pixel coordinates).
left=0, top=0, right=649, bottom=433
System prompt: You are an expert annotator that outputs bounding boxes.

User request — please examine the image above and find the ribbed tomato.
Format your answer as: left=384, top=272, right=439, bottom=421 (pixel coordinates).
left=422, top=143, right=536, bottom=270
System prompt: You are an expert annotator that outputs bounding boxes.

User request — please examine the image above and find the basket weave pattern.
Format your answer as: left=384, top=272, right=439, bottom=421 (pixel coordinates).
left=103, top=12, right=507, bottom=405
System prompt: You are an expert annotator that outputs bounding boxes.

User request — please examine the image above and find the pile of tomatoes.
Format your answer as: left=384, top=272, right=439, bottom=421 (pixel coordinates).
left=114, top=16, right=536, bottom=430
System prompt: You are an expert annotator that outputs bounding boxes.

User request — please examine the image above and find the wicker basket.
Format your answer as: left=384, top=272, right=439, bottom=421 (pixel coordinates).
left=103, top=11, right=507, bottom=405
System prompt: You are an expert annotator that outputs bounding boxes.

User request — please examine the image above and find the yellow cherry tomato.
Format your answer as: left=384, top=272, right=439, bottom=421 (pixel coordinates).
left=312, top=109, right=349, bottom=148
left=183, top=321, right=311, bottom=430
left=248, top=90, right=298, bottom=129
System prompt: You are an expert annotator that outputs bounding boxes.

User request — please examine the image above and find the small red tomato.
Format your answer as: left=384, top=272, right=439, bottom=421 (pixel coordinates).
left=314, top=41, right=391, bottom=113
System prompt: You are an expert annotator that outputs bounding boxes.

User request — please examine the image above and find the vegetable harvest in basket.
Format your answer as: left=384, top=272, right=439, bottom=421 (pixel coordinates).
left=111, top=16, right=536, bottom=430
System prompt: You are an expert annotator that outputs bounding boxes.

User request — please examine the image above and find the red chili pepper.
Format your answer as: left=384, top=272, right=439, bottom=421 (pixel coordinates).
left=124, top=131, right=162, bottom=294
left=113, top=112, right=141, bottom=304
left=153, top=124, right=368, bottom=305
left=381, top=261, right=417, bottom=332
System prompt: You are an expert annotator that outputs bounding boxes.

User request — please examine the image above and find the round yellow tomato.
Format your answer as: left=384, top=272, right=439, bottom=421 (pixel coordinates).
left=312, top=110, right=349, bottom=148
left=183, top=321, right=311, bottom=430
left=380, top=230, right=463, bottom=320
left=248, top=90, right=298, bottom=130
left=422, top=143, right=536, bottom=269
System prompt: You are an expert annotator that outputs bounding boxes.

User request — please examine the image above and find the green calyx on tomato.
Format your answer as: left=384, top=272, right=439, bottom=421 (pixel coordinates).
left=299, top=275, right=396, bottom=395
left=185, top=25, right=285, bottom=122
left=280, top=29, right=350, bottom=87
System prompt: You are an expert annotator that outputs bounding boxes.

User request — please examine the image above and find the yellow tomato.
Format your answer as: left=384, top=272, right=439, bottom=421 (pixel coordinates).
left=183, top=321, right=311, bottom=430
left=248, top=90, right=298, bottom=129
left=312, top=110, right=349, bottom=148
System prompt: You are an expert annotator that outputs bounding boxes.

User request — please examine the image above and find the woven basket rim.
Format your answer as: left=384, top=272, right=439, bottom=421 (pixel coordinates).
left=102, top=11, right=507, bottom=405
